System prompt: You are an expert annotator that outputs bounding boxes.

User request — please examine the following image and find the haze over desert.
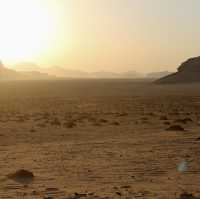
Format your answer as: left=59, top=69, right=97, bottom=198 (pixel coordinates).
left=1, top=0, right=200, bottom=198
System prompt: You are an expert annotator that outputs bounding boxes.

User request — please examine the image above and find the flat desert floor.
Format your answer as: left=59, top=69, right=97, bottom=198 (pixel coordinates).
left=0, top=79, right=200, bottom=199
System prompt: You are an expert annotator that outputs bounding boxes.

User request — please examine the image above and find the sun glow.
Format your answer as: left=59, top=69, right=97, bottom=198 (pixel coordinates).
left=0, top=0, right=57, bottom=63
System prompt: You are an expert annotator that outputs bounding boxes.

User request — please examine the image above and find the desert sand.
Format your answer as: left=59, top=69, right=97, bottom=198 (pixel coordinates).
left=0, top=79, right=200, bottom=199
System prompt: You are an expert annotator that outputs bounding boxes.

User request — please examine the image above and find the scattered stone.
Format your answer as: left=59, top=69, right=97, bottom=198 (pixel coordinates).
left=64, top=121, right=76, bottom=128
left=179, top=192, right=200, bottom=199
left=174, top=118, right=193, bottom=124
left=43, top=197, right=54, bottom=199
left=121, top=185, right=131, bottom=189
left=160, top=116, right=168, bottom=120
left=111, top=121, right=120, bottom=126
left=118, top=113, right=128, bottom=117
left=87, top=192, right=94, bottom=196
left=116, top=192, right=122, bottom=196
left=99, top=119, right=108, bottom=123
left=67, top=193, right=87, bottom=199
left=74, top=192, right=87, bottom=198
left=7, top=169, right=34, bottom=184
left=148, top=112, right=156, bottom=116
left=32, top=190, right=38, bottom=195
left=45, top=187, right=59, bottom=192
left=166, top=125, right=185, bottom=131
left=30, top=128, right=36, bottom=133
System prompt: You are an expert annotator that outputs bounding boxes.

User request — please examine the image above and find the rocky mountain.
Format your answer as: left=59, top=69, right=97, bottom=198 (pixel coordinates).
left=0, top=61, right=54, bottom=80
left=156, top=56, right=200, bottom=84
left=41, top=66, right=90, bottom=78
left=42, top=67, right=143, bottom=79
left=13, top=63, right=144, bottom=79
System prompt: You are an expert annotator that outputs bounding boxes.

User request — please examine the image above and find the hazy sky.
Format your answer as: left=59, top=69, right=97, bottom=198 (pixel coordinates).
left=2, top=0, right=200, bottom=72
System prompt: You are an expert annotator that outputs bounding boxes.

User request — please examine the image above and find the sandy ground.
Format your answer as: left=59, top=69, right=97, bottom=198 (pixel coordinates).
left=0, top=79, right=200, bottom=199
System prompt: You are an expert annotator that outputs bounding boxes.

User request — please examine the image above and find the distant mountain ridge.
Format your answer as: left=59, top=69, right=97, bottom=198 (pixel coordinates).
left=11, top=62, right=177, bottom=80
left=0, top=61, right=54, bottom=80
left=13, top=63, right=144, bottom=79
left=146, top=71, right=172, bottom=79
left=40, top=67, right=143, bottom=79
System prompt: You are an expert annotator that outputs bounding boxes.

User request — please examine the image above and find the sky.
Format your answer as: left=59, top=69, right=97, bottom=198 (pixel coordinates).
left=1, top=0, right=200, bottom=73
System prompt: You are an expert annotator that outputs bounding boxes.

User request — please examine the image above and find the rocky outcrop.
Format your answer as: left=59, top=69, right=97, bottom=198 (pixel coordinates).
left=178, top=56, right=200, bottom=72
left=7, top=169, right=34, bottom=184
left=156, top=56, right=200, bottom=84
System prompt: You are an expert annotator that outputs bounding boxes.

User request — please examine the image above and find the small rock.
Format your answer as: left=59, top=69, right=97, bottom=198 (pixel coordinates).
left=121, top=185, right=131, bottom=189
left=7, top=169, right=34, bottom=184
left=166, top=125, right=185, bottom=131
left=196, top=137, right=200, bottom=141
left=116, top=192, right=122, bottom=196
left=43, top=197, right=54, bottom=199
left=160, top=116, right=168, bottom=120
left=179, top=192, right=200, bottom=199
left=45, top=187, right=59, bottom=192
left=74, top=192, right=87, bottom=198
left=64, top=121, right=76, bottom=128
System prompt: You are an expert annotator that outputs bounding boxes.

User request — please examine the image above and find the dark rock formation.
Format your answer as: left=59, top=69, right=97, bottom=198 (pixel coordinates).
left=7, top=169, right=34, bottom=184
left=166, top=125, right=185, bottom=131
left=178, top=56, right=200, bottom=72
left=179, top=192, right=200, bottom=199
left=156, top=56, right=200, bottom=84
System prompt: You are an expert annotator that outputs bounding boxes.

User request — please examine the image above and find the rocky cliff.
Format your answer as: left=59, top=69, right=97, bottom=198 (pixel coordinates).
left=156, top=56, right=200, bottom=84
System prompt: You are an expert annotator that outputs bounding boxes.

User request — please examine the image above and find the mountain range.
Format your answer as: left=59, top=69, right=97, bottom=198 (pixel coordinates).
left=0, top=62, right=54, bottom=80
left=13, top=62, right=144, bottom=79
left=0, top=61, right=173, bottom=80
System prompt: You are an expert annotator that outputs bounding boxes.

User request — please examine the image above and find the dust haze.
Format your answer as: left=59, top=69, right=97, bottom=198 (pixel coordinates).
left=1, top=0, right=200, bottom=198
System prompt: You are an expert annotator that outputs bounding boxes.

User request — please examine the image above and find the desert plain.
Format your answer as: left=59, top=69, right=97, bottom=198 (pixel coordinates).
left=0, top=79, right=200, bottom=199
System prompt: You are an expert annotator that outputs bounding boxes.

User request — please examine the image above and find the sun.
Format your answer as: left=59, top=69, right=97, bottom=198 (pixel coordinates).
left=0, top=0, right=57, bottom=63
